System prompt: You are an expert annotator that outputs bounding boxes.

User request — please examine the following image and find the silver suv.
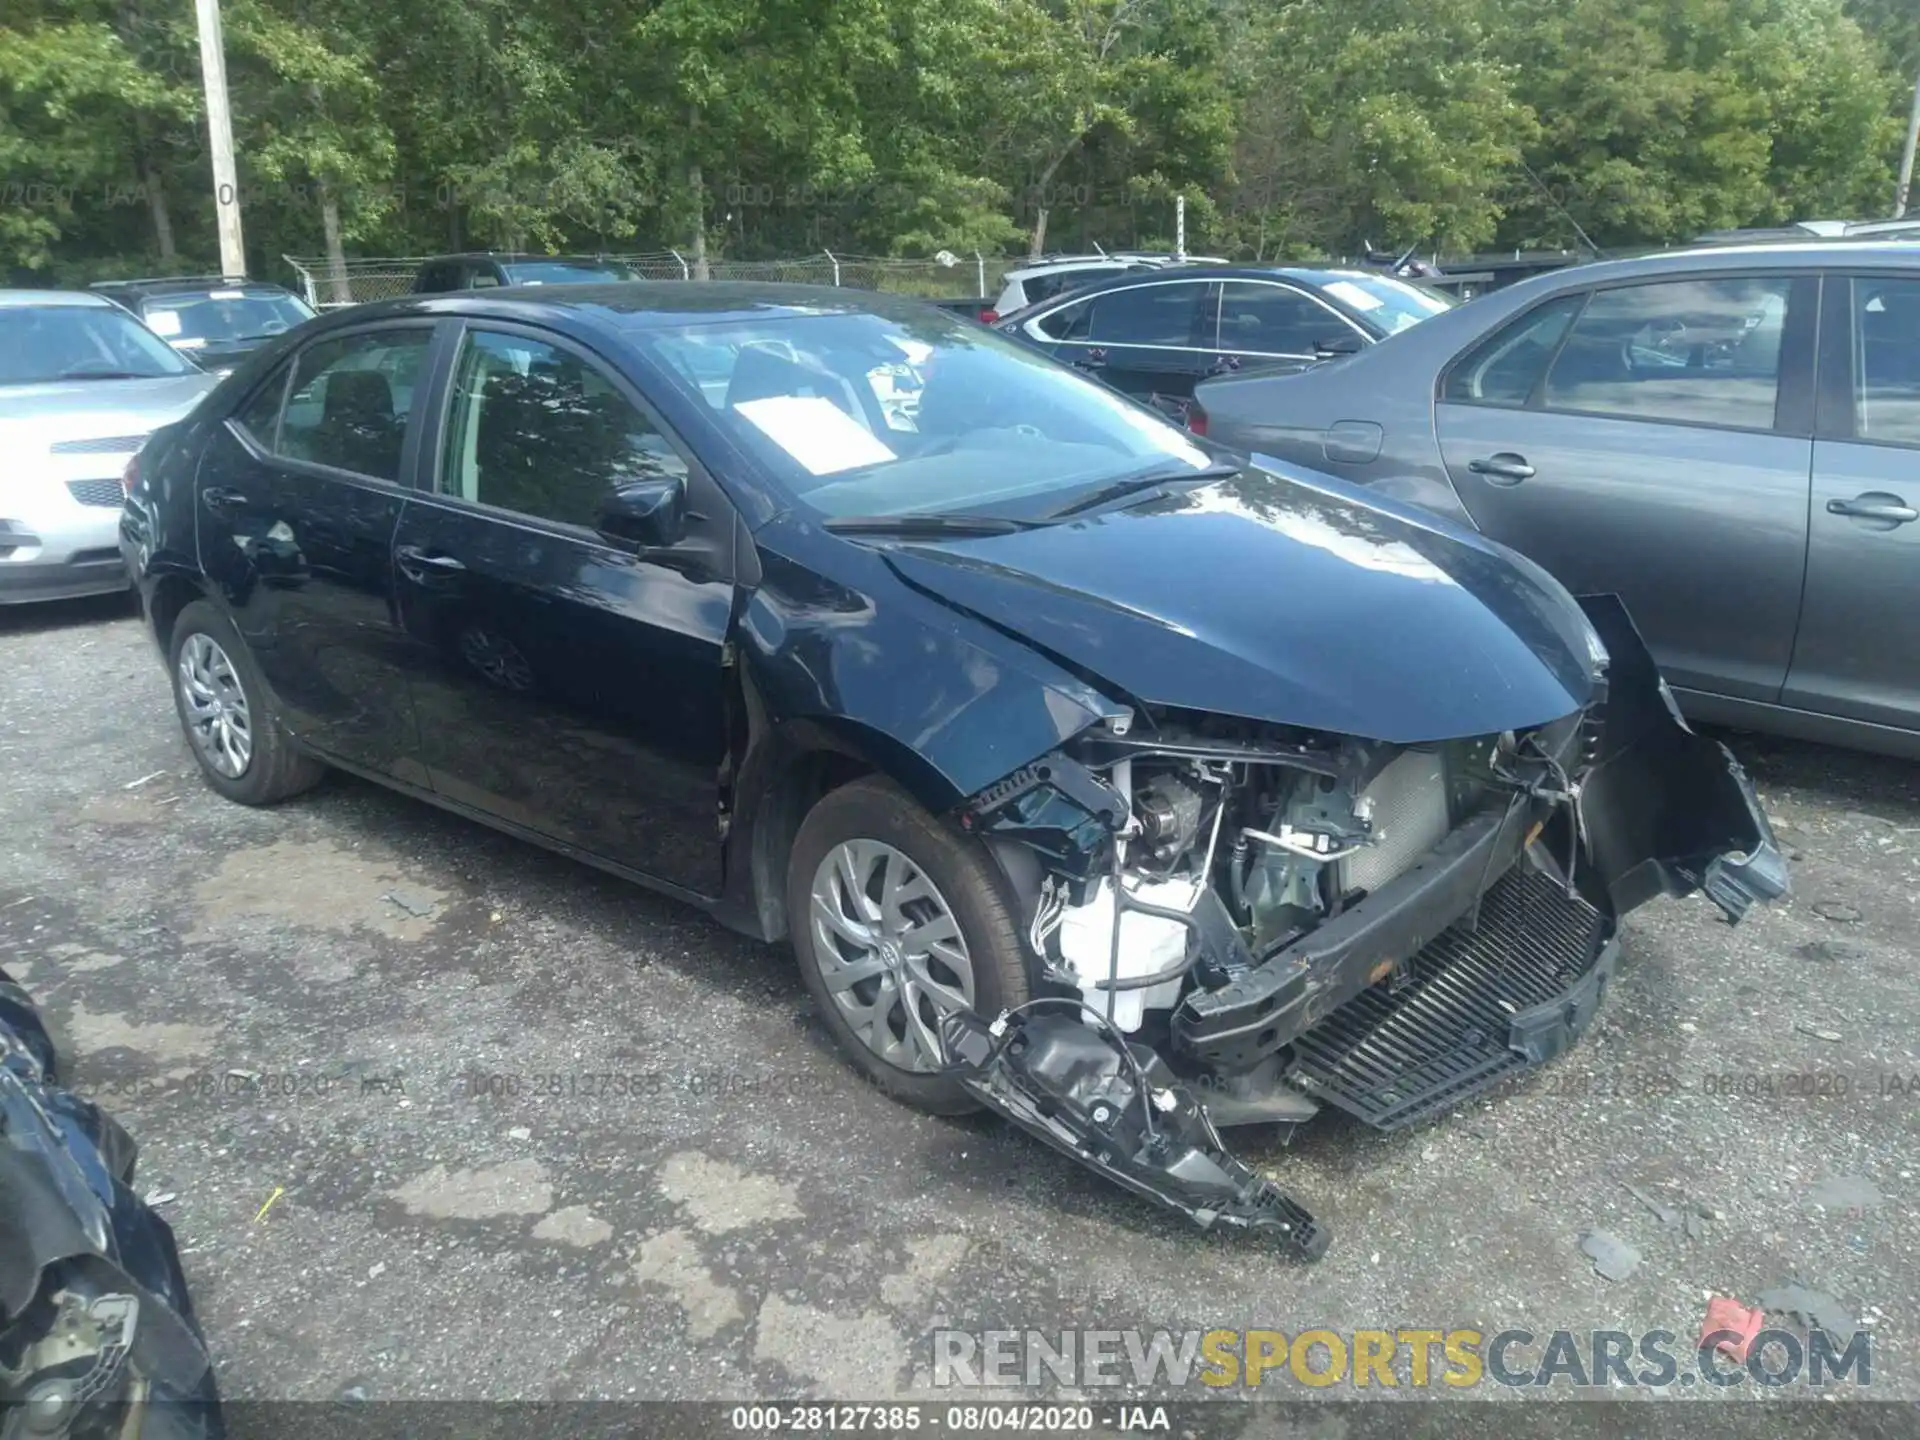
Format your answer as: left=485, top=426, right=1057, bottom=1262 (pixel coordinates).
left=991, top=252, right=1226, bottom=320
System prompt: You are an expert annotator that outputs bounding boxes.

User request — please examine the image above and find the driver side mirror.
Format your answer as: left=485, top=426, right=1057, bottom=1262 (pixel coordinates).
left=1313, top=333, right=1364, bottom=358
left=595, top=477, right=685, bottom=551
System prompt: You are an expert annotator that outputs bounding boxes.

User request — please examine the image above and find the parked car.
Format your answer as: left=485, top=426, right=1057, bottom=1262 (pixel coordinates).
left=988, top=252, right=1229, bottom=322
left=411, top=253, right=643, bottom=293
left=1193, top=241, right=1920, bottom=760
left=91, top=275, right=315, bottom=376
left=121, top=283, right=1781, bottom=1255
left=0, top=291, right=219, bottom=604
left=997, top=265, right=1455, bottom=422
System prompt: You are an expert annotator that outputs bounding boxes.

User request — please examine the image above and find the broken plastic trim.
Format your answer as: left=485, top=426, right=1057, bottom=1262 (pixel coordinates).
left=939, top=1003, right=1329, bottom=1260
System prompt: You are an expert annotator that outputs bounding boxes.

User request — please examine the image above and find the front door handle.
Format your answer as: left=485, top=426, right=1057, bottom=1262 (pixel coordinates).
left=1827, top=493, right=1919, bottom=525
left=201, top=486, right=248, bottom=514
left=395, top=544, right=467, bottom=580
left=1467, top=453, right=1535, bottom=485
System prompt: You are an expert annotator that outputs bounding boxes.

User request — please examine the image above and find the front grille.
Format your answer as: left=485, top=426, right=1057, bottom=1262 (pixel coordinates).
left=66, top=478, right=126, bottom=508
left=50, top=435, right=144, bottom=455
left=1286, top=866, right=1610, bottom=1130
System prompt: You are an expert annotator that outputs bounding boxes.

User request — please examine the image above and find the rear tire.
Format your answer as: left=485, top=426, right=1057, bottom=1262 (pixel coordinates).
left=787, top=777, right=1032, bottom=1114
left=168, top=600, right=324, bottom=806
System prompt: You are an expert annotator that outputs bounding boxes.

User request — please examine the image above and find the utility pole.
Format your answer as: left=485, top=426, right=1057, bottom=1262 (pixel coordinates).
left=1175, top=193, right=1186, bottom=261
left=1897, top=67, right=1920, bottom=219
left=194, top=0, right=246, bottom=276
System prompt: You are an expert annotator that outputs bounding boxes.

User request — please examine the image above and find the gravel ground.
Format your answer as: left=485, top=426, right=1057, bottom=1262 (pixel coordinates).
left=2, top=593, right=1916, bottom=1437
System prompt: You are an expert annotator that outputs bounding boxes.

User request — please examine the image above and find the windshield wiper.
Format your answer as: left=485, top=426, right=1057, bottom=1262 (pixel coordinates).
left=54, top=369, right=158, bottom=382
left=822, top=513, right=1044, bottom=537
left=1041, top=461, right=1242, bottom=520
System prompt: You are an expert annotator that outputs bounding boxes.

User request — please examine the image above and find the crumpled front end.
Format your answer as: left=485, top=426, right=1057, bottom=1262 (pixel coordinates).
left=0, top=969, right=224, bottom=1438
left=944, top=596, right=1785, bottom=1260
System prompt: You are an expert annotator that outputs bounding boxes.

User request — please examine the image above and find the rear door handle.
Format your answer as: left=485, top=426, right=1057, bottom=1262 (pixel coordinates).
left=1827, top=493, right=1918, bottom=525
left=201, top=487, right=248, bottom=514
left=1467, top=453, right=1535, bottom=485
left=395, top=544, right=467, bottom=580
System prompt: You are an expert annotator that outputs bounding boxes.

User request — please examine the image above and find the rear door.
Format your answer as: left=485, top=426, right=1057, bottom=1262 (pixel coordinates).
left=193, top=322, right=439, bottom=780
left=1782, top=272, right=1920, bottom=729
left=390, top=320, right=737, bottom=897
left=1433, top=273, right=1816, bottom=702
left=1028, top=279, right=1215, bottom=420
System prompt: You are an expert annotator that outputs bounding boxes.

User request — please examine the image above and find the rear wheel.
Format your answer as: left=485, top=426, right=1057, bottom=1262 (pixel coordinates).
left=787, top=777, right=1032, bottom=1114
left=168, top=600, right=324, bottom=805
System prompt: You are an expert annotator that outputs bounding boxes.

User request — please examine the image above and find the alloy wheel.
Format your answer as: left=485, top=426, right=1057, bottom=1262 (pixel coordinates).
left=808, top=839, right=975, bottom=1073
left=177, top=632, right=253, bottom=779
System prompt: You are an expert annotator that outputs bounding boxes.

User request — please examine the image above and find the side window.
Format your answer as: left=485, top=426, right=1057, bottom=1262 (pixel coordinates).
left=1086, top=283, right=1202, bottom=347
left=1037, top=299, right=1092, bottom=341
left=1213, top=282, right=1346, bottom=355
left=465, top=264, right=502, bottom=290
left=1441, top=295, right=1584, bottom=407
left=1852, top=277, right=1920, bottom=447
left=1542, top=277, right=1792, bottom=430
left=275, top=328, right=431, bottom=481
left=234, top=363, right=292, bottom=447
left=439, top=329, right=687, bottom=529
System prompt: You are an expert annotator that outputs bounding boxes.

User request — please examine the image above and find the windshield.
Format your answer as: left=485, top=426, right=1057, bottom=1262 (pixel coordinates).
left=0, top=304, right=195, bottom=384
left=636, top=310, right=1214, bottom=519
left=141, top=291, right=313, bottom=348
left=501, top=262, right=636, bottom=286
left=1318, top=272, right=1455, bottom=335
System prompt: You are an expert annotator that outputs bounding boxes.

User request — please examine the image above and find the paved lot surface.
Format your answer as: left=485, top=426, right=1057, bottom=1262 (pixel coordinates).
left=2, top=594, right=1917, bottom=1433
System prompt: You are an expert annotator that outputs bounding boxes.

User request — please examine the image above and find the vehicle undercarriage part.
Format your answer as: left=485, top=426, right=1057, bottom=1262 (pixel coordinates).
left=0, top=968, right=222, bottom=1439
left=951, top=605, right=1781, bottom=1259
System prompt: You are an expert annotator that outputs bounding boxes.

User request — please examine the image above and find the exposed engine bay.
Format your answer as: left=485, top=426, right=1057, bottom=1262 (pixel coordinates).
left=946, top=596, right=1787, bottom=1260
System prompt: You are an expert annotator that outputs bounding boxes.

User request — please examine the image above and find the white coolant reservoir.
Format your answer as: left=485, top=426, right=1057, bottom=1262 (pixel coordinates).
left=1056, top=875, right=1198, bottom=1032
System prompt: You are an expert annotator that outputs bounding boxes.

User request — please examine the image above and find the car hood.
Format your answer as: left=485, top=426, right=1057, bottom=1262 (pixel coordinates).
left=0, top=373, right=219, bottom=450
left=877, top=464, right=1601, bottom=744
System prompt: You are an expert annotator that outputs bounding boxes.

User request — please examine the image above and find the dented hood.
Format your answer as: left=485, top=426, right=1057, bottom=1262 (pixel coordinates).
left=879, top=464, right=1601, bottom=743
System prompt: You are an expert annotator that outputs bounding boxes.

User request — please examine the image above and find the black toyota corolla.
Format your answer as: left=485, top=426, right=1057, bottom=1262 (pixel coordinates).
left=120, top=284, right=1785, bottom=1258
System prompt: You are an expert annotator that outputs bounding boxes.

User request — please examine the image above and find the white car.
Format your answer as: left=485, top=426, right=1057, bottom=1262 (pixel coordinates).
left=0, top=291, right=219, bottom=604
left=990, top=253, right=1228, bottom=320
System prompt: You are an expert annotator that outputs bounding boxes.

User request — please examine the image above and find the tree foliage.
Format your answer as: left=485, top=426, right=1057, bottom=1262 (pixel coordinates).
left=0, top=0, right=1911, bottom=282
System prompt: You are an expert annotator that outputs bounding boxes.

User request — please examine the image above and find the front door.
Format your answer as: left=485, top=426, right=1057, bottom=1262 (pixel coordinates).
left=192, top=322, right=438, bottom=780
left=391, top=321, right=737, bottom=897
left=1210, top=279, right=1368, bottom=371
left=1783, top=273, right=1920, bottom=729
left=1434, top=273, right=1816, bottom=703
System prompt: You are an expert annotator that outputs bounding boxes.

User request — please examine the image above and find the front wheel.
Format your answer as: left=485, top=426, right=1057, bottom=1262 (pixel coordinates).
left=787, top=777, right=1032, bottom=1114
left=168, top=600, right=325, bottom=805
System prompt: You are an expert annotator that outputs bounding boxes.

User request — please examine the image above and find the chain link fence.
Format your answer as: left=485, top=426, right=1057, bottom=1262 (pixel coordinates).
left=282, top=251, right=1020, bottom=309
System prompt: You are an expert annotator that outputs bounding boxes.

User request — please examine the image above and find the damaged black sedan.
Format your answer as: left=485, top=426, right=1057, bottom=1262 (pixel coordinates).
left=122, top=284, right=1786, bottom=1260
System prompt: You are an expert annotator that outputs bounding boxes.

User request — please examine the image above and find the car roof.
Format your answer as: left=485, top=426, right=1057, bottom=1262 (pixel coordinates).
left=91, top=277, right=303, bottom=302
left=297, top=281, right=985, bottom=335
left=1006, top=264, right=1382, bottom=302
left=423, top=253, right=630, bottom=265
left=1522, top=240, right=1920, bottom=288
left=0, top=289, right=117, bottom=309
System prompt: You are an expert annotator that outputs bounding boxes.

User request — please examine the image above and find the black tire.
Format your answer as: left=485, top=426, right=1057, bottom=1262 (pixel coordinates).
left=787, top=776, right=1032, bottom=1114
left=168, top=600, right=325, bottom=806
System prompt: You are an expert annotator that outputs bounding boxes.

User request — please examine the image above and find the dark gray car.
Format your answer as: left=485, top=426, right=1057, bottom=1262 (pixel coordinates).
left=1193, top=241, right=1920, bottom=760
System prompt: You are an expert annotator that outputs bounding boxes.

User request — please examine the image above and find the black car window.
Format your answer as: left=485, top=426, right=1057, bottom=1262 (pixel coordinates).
left=1542, top=276, right=1792, bottom=430
left=1441, top=294, right=1585, bottom=407
left=1213, top=281, right=1345, bottom=355
left=1853, top=277, right=1920, bottom=447
left=439, top=328, right=687, bottom=529
left=464, top=263, right=503, bottom=290
left=1086, top=282, right=1203, bottom=347
left=415, top=263, right=452, bottom=292
left=1037, top=298, right=1092, bottom=341
left=234, top=362, right=292, bottom=448
left=276, top=328, right=431, bottom=482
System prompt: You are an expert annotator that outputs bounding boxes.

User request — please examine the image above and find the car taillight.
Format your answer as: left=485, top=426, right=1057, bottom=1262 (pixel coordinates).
left=1186, top=403, right=1208, bottom=437
left=120, top=453, right=141, bottom=496
left=979, top=309, right=999, bottom=324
